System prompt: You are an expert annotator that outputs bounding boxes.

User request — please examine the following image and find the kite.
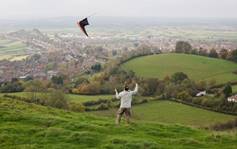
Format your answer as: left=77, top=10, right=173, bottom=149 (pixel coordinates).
left=77, top=18, right=90, bottom=37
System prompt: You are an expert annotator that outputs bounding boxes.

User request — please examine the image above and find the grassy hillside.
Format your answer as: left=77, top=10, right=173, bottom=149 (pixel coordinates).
left=94, top=100, right=236, bottom=127
left=122, top=53, right=237, bottom=83
left=1, top=97, right=237, bottom=148
left=0, top=92, right=113, bottom=104
left=232, top=85, right=237, bottom=94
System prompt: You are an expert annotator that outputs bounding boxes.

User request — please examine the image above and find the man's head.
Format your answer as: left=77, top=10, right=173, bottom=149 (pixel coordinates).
left=124, top=85, right=129, bottom=91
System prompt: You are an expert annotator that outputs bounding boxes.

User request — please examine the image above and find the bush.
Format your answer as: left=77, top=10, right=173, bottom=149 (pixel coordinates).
left=0, top=82, right=24, bottom=93
left=191, top=97, right=202, bottom=105
left=223, top=83, right=232, bottom=98
left=202, top=97, right=221, bottom=108
left=45, top=90, right=68, bottom=109
left=175, top=41, right=192, bottom=53
left=68, top=102, right=85, bottom=112
left=171, top=72, right=188, bottom=84
left=177, top=91, right=192, bottom=102
left=211, top=119, right=237, bottom=131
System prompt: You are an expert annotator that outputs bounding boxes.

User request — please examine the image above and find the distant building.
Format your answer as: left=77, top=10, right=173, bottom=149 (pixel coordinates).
left=227, top=95, right=237, bottom=103
left=196, top=91, right=206, bottom=97
left=47, top=70, right=58, bottom=79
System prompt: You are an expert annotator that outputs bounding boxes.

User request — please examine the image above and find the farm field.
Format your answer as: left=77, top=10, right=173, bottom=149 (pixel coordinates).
left=122, top=53, right=237, bottom=84
left=93, top=100, right=236, bottom=127
left=1, top=97, right=237, bottom=148
left=0, top=39, right=28, bottom=61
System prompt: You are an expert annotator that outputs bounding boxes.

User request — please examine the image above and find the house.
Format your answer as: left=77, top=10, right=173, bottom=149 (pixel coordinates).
left=227, top=95, right=237, bottom=103
left=196, top=91, right=206, bottom=97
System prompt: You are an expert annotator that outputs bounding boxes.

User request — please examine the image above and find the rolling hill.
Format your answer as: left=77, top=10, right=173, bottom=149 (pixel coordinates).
left=122, top=53, right=237, bottom=84
left=94, top=100, right=236, bottom=127
left=1, top=97, right=237, bottom=148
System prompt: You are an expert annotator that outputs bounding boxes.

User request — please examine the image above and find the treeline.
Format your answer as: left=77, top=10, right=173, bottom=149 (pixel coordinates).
left=175, top=41, right=237, bottom=62
left=70, top=61, right=237, bottom=114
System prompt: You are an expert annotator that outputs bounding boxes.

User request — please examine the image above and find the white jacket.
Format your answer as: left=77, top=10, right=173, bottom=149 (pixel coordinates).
left=115, top=84, right=138, bottom=108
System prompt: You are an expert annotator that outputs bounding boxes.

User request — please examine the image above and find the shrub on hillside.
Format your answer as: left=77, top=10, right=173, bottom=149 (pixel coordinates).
left=45, top=90, right=68, bottom=109
left=200, top=97, right=221, bottom=108
left=177, top=91, right=192, bottom=102
left=208, top=49, right=218, bottom=58
left=191, top=97, right=202, bottom=105
left=223, top=83, right=232, bottom=98
left=68, top=102, right=85, bottom=112
left=211, top=119, right=237, bottom=131
left=164, top=83, right=178, bottom=98
left=0, top=81, right=24, bottom=93
left=171, top=72, right=188, bottom=84
left=175, top=41, right=192, bottom=53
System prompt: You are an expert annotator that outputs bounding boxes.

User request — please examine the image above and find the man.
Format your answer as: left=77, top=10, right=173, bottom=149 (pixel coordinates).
left=115, top=83, right=138, bottom=125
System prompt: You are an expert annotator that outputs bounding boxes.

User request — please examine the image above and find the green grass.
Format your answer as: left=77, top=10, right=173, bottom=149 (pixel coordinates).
left=232, top=85, right=237, bottom=94
left=94, top=100, right=236, bottom=127
left=122, top=53, right=237, bottom=84
left=1, top=97, right=237, bottom=148
left=0, top=92, right=113, bottom=104
left=67, top=94, right=113, bottom=103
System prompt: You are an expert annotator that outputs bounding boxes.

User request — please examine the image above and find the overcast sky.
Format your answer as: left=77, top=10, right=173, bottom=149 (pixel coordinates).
left=0, top=0, right=236, bottom=19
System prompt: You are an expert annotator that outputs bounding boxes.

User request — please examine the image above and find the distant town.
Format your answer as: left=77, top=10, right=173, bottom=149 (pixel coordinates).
left=0, top=21, right=237, bottom=82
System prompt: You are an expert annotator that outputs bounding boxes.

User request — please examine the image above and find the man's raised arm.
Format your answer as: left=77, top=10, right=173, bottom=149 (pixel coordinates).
left=115, top=89, right=120, bottom=99
left=131, top=83, right=138, bottom=95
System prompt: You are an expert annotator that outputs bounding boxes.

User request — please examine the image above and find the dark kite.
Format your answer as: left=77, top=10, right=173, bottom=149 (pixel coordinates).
left=77, top=18, right=90, bottom=37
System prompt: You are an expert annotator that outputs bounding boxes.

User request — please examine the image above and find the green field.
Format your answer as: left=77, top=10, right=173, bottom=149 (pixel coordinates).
left=0, top=39, right=28, bottom=61
left=122, top=53, right=237, bottom=84
left=232, top=85, right=237, bottom=94
left=1, top=97, right=237, bottom=148
left=67, top=94, right=113, bottom=103
left=94, top=100, right=236, bottom=127
left=0, top=92, right=113, bottom=104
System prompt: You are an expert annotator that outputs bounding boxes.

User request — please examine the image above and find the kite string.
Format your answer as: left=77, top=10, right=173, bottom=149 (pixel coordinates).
left=87, top=12, right=97, bottom=18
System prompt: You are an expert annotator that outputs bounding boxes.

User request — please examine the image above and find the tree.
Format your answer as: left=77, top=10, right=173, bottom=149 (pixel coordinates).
left=177, top=91, right=192, bottom=102
left=191, top=49, right=198, bottom=55
left=198, top=48, right=208, bottom=56
left=142, top=78, right=159, bottom=96
left=171, top=72, right=188, bottom=84
left=175, top=41, right=192, bottom=53
left=51, top=75, right=64, bottom=86
left=209, top=49, right=218, bottom=58
left=219, top=49, right=228, bottom=59
left=73, top=77, right=89, bottom=87
left=228, top=49, right=237, bottom=62
left=0, top=81, right=24, bottom=93
left=24, top=80, right=46, bottom=102
left=223, top=83, right=232, bottom=98
left=91, top=63, right=102, bottom=72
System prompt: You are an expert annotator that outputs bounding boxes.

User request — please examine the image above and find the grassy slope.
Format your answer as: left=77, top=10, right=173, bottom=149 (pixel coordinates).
left=1, top=98, right=237, bottom=149
left=232, top=85, right=237, bottom=94
left=67, top=94, right=113, bottom=103
left=122, top=53, right=237, bottom=83
left=94, top=101, right=236, bottom=127
left=0, top=92, right=113, bottom=104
